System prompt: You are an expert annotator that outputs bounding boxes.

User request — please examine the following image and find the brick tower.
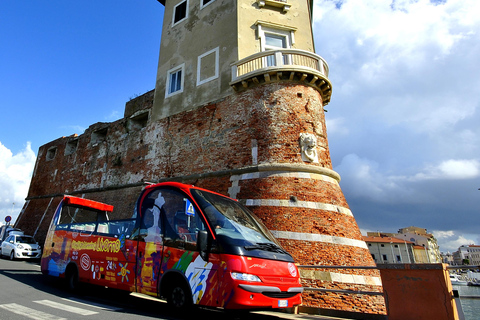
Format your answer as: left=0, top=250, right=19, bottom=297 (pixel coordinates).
left=147, top=0, right=386, bottom=315
left=17, top=0, right=385, bottom=316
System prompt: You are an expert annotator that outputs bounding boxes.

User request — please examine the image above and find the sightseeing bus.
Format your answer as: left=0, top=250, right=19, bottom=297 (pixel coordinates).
left=41, top=182, right=303, bottom=310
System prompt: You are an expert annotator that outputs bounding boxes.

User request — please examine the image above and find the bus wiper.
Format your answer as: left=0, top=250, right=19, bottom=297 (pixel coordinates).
left=244, top=243, right=289, bottom=254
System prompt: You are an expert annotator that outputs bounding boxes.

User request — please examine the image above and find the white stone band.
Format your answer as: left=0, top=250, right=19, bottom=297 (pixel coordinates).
left=300, top=269, right=383, bottom=287
left=231, top=171, right=339, bottom=185
left=245, top=198, right=353, bottom=217
left=271, top=230, right=368, bottom=250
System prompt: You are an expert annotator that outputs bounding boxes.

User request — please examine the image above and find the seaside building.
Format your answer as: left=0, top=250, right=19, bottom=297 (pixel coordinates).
left=396, top=227, right=441, bottom=263
left=440, top=252, right=454, bottom=265
left=363, top=235, right=414, bottom=264
left=453, top=245, right=480, bottom=265
left=367, top=226, right=441, bottom=264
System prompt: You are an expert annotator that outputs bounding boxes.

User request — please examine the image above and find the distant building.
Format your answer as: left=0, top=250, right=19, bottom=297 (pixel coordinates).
left=453, top=245, right=480, bottom=265
left=467, top=245, right=480, bottom=265
left=412, top=245, right=431, bottom=263
left=441, top=252, right=454, bottom=265
left=363, top=235, right=414, bottom=264
left=366, top=226, right=442, bottom=263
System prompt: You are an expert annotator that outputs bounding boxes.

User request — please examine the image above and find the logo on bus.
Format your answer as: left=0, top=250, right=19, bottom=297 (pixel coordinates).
left=72, top=238, right=121, bottom=253
left=80, top=254, right=91, bottom=271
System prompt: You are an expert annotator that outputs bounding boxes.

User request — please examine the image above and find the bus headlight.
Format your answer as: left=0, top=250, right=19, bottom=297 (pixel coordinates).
left=231, top=272, right=261, bottom=282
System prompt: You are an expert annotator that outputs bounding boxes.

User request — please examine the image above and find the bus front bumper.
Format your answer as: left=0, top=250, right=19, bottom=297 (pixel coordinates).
left=225, top=284, right=303, bottom=309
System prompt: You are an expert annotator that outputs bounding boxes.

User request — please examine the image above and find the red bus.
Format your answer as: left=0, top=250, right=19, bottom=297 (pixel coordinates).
left=41, top=182, right=303, bottom=310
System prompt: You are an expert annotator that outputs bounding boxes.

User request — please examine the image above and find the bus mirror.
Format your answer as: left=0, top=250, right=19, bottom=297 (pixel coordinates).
left=197, top=230, right=209, bottom=261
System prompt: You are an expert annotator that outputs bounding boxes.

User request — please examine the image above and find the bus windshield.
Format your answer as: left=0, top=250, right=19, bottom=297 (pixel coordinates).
left=192, top=189, right=286, bottom=253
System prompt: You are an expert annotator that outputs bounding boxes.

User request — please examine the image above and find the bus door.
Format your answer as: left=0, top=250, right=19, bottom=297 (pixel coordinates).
left=137, top=186, right=219, bottom=305
left=135, top=188, right=165, bottom=295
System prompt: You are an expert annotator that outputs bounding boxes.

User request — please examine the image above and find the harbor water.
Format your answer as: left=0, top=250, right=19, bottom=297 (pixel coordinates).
left=453, top=284, right=480, bottom=320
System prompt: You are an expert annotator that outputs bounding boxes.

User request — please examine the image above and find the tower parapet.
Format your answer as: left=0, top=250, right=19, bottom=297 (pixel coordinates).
left=230, top=48, right=331, bottom=104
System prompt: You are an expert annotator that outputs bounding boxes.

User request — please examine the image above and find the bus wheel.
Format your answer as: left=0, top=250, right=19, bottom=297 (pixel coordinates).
left=65, top=265, right=79, bottom=291
left=166, top=281, right=192, bottom=309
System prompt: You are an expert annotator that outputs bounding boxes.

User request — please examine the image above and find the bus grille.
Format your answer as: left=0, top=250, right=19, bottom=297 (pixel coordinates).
left=262, top=292, right=300, bottom=299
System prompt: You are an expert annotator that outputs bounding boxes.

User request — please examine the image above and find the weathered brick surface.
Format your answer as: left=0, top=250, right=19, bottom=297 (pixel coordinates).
left=18, top=84, right=386, bottom=315
left=238, top=177, right=350, bottom=209
left=253, top=207, right=363, bottom=242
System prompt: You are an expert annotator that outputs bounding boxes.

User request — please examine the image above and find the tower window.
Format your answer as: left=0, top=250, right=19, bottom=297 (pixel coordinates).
left=201, top=0, right=214, bottom=9
left=265, top=33, right=287, bottom=48
left=197, top=47, right=219, bottom=86
left=256, top=21, right=296, bottom=67
left=65, top=139, right=78, bottom=155
left=166, top=64, right=185, bottom=98
left=173, top=0, right=188, bottom=26
left=46, top=147, right=57, bottom=161
left=91, top=128, right=108, bottom=146
left=127, top=111, right=149, bottom=131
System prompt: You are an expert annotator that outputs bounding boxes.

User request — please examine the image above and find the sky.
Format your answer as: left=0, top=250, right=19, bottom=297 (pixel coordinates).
left=0, top=0, right=479, bottom=253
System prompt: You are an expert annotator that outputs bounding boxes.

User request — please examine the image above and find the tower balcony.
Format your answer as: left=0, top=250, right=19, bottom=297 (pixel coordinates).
left=230, top=49, right=332, bottom=105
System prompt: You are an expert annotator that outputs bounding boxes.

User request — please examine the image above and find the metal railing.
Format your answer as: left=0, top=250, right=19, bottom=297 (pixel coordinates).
left=446, top=265, right=480, bottom=270
left=231, top=49, right=329, bottom=82
left=297, top=265, right=384, bottom=296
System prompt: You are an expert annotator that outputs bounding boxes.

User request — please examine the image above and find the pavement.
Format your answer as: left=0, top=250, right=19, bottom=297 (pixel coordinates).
left=131, top=293, right=362, bottom=320
left=254, top=311, right=352, bottom=320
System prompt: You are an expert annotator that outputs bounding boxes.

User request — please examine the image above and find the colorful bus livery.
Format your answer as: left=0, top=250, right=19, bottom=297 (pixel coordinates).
left=41, top=182, right=303, bottom=310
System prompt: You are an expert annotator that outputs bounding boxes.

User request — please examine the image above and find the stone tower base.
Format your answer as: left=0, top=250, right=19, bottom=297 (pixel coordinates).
left=17, top=85, right=385, bottom=315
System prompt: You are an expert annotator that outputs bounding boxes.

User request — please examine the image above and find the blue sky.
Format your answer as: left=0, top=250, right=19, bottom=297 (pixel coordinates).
left=0, top=1, right=163, bottom=153
left=1, top=0, right=480, bottom=252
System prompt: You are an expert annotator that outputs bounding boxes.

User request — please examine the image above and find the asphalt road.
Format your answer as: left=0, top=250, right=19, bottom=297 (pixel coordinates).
left=0, top=257, right=345, bottom=320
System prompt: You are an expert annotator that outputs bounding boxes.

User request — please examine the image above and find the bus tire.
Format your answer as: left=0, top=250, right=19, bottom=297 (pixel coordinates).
left=65, top=264, right=79, bottom=291
left=164, top=277, right=192, bottom=310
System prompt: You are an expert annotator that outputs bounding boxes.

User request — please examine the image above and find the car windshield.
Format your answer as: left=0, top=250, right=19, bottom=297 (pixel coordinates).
left=192, top=189, right=280, bottom=247
left=16, top=236, right=36, bottom=244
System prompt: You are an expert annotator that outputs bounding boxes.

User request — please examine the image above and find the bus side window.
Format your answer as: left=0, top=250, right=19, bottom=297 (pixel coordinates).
left=108, top=220, right=135, bottom=238
left=97, top=222, right=109, bottom=234
left=137, top=190, right=165, bottom=241
left=71, top=223, right=95, bottom=232
left=95, top=219, right=135, bottom=239
left=159, top=188, right=206, bottom=250
left=56, top=205, right=75, bottom=230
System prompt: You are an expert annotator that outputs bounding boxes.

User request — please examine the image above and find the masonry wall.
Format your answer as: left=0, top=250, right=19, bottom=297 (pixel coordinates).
left=18, top=84, right=386, bottom=315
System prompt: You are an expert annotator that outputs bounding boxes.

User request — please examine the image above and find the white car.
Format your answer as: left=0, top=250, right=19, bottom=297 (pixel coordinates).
left=0, top=234, right=42, bottom=260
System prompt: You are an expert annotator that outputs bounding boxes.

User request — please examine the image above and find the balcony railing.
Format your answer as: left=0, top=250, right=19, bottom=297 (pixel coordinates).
left=230, top=49, right=332, bottom=104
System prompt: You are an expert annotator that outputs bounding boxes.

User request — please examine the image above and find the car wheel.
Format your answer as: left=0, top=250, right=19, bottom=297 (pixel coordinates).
left=9, top=250, right=15, bottom=261
left=65, top=265, right=79, bottom=291
left=166, top=281, right=192, bottom=310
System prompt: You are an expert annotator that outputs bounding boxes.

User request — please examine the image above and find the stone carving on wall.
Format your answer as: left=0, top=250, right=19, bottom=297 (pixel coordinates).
left=299, top=133, right=319, bottom=163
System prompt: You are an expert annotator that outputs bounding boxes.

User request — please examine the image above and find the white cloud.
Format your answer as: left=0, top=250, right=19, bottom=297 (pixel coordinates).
left=433, top=229, right=477, bottom=252
left=315, top=0, right=480, bottom=247
left=0, top=142, right=36, bottom=225
left=325, top=117, right=349, bottom=136
left=314, top=0, right=480, bottom=135
left=105, top=109, right=122, bottom=121
left=413, top=159, right=480, bottom=181
left=335, top=154, right=418, bottom=203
